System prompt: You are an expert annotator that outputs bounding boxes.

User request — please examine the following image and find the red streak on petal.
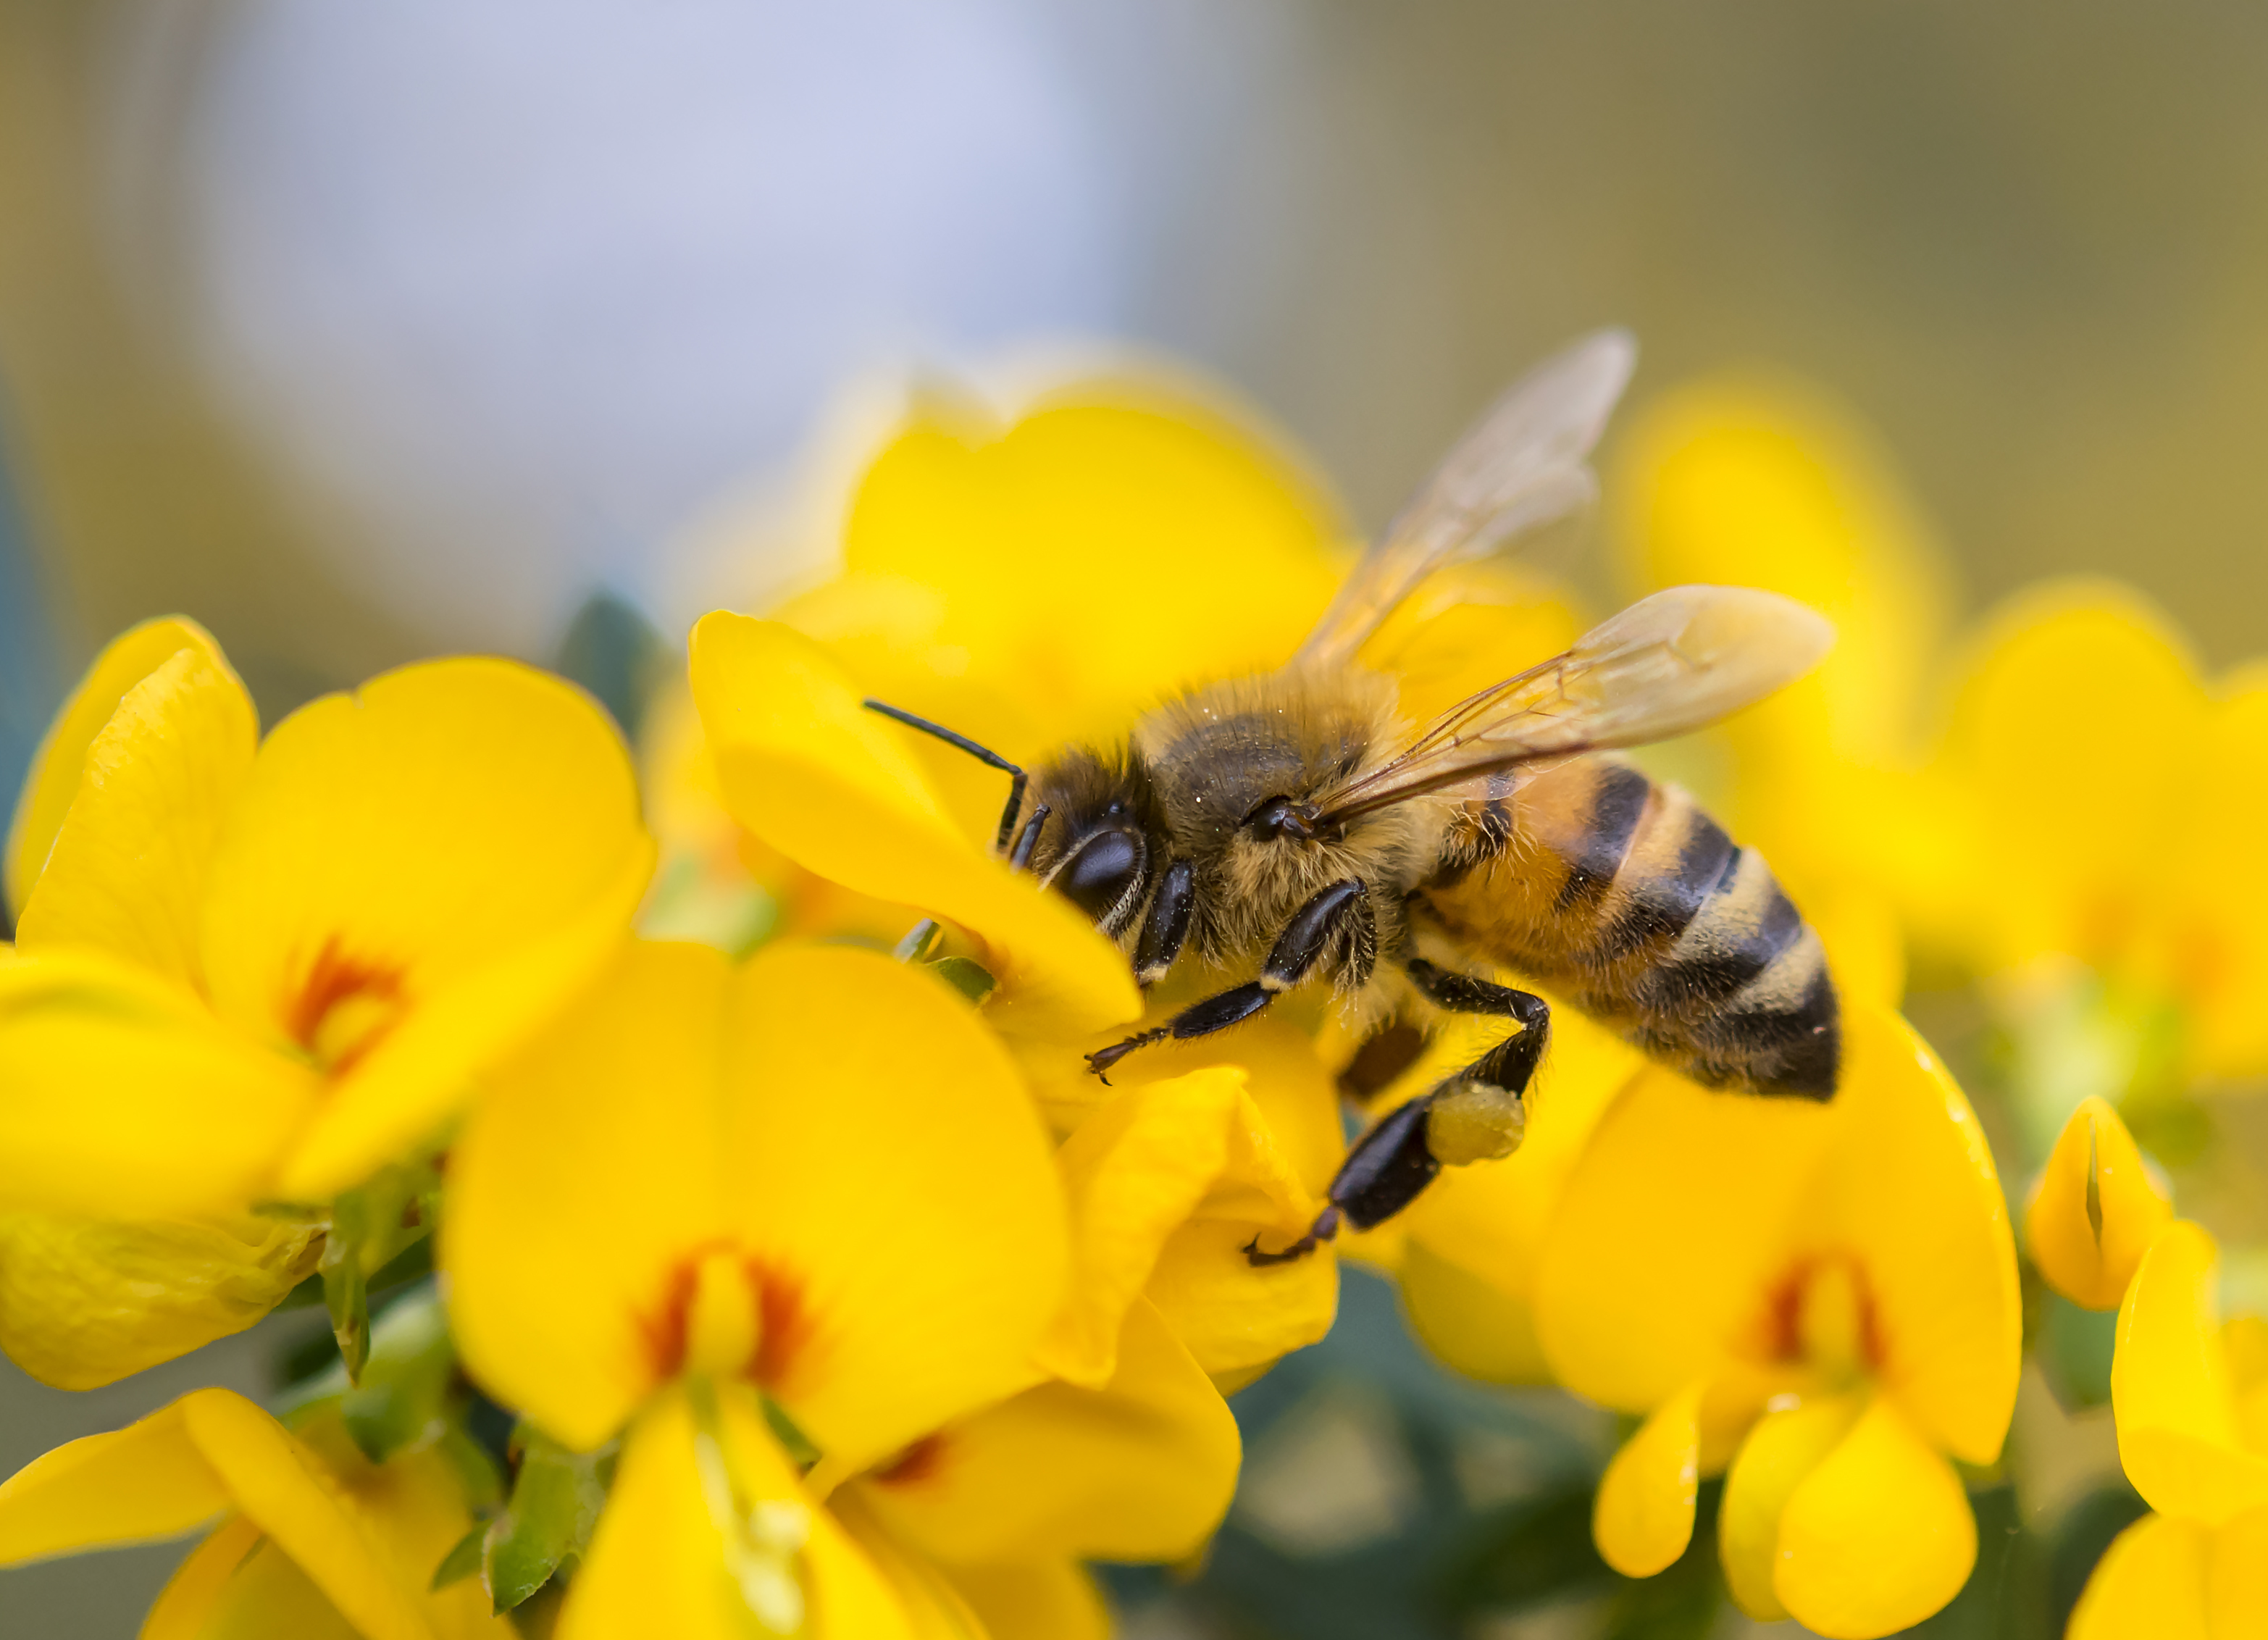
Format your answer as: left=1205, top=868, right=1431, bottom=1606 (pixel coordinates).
left=748, top=1258, right=810, bottom=1392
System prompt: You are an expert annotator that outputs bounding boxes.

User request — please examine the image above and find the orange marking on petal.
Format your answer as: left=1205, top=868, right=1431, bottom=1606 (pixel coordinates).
left=287, top=936, right=407, bottom=1074
left=748, top=1259, right=811, bottom=1390
left=872, top=1432, right=947, bottom=1486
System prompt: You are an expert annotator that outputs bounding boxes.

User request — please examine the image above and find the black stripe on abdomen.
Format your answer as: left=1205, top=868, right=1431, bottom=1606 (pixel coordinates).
left=1629, top=848, right=1805, bottom=1018
left=1591, top=803, right=1736, bottom=962
left=1552, top=764, right=1652, bottom=912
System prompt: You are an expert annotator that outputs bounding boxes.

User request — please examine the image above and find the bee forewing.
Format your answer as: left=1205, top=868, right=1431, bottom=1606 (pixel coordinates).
left=1554, top=585, right=1837, bottom=740
left=1315, top=585, right=1833, bottom=821
left=1294, top=328, right=1638, bottom=670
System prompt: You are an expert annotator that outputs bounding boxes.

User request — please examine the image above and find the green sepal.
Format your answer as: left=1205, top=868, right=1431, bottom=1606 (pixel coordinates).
left=432, top=1523, right=487, bottom=1591
left=319, top=1237, right=369, bottom=1384
left=342, top=1287, right=457, bottom=1460
left=319, top=1158, right=442, bottom=1384
left=485, top=1425, right=617, bottom=1613
left=927, top=955, right=996, bottom=1003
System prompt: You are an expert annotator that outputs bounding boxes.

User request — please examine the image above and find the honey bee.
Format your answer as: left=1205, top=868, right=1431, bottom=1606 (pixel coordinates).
left=869, top=331, right=1838, bottom=1263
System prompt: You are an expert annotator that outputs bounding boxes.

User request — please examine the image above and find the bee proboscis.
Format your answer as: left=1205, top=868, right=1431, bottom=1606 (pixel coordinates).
left=872, top=330, right=1838, bottom=1263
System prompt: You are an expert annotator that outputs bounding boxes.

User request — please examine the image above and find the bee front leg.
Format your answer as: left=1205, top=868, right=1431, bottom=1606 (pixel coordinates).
left=1242, top=961, right=1548, bottom=1266
left=1086, top=878, right=1368, bottom=1079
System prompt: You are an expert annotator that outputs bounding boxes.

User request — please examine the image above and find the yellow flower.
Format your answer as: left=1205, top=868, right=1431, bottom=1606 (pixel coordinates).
left=0, top=617, right=650, bottom=1384
left=1609, top=374, right=1955, bottom=1008
left=2067, top=1221, right=2268, bottom=1636
left=2025, top=1094, right=2175, bottom=1311
left=1532, top=1002, right=2021, bottom=1638
left=443, top=937, right=1073, bottom=1636
left=0, top=1386, right=510, bottom=1639
left=687, top=616, right=1357, bottom=1385
left=1926, top=584, right=2268, bottom=1084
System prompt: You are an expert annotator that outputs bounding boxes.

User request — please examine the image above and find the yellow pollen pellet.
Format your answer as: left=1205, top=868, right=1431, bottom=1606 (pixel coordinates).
left=1426, top=1081, right=1527, bottom=1166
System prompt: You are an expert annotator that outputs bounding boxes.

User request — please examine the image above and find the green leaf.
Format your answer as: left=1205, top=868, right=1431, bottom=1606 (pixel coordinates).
left=432, top=1523, right=487, bottom=1591
left=2038, top=1291, right=2120, bottom=1410
left=485, top=1426, right=617, bottom=1612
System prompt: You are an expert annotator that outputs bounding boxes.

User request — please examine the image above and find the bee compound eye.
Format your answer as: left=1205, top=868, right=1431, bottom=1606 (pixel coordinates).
left=1055, top=828, right=1146, bottom=927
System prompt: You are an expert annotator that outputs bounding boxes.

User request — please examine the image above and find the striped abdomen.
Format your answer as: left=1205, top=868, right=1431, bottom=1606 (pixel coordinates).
left=1415, top=758, right=1838, bottom=1097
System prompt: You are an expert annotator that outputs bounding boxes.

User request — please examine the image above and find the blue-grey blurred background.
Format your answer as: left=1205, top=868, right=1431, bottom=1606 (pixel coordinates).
left=7, top=2, right=2267, bottom=1634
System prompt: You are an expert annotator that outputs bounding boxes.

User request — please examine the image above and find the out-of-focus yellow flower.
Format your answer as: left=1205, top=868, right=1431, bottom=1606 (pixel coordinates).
left=444, top=937, right=1074, bottom=1636
left=1925, top=585, right=2268, bottom=1086
left=0, top=1386, right=510, bottom=1639
left=1533, top=1003, right=2021, bottom=1639
left=2026, top=1095, right=2175, bottom=1311
left=0, top=618, right=650, bottom=1385
left=2067, top=1221, right=2268, bottom=1637
left=1610, top=375, right=1954, bottom=1005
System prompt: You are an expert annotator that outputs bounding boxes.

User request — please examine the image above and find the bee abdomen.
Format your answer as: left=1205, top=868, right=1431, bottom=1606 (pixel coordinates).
left=1420, top=761, right=1840, bottom=1099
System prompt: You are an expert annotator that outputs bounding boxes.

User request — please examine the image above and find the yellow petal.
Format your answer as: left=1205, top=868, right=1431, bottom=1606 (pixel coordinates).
left=1938, top=583, right=2202, bottom=974
left=445, top=940, right=732, bottom=1452
left=688, top=612, right=1138, bottom=1032
left=856, top=1299, right=1239, bottom=1565
left=943, top=1560, right=1109, bottom=1640
left=841, top=387, right=1347, bottom=744
left=5, top=616, right=239, bottom=917
left=2206, top=1505, right=2268, bottom=1639
left=563, top=1388, right=911, bottom=1640
left=143, top=1515, right=267, bottom=1640
left=279, top=843, right=652, bottom=1201
left=1036, top=1060, right=1326, bottom=1387
left=1145, top=1217, right=1338, bottom=1386
left=14, top=641, right=256, bottom=986
left=0, top=1210, right=320, bottom=1389
left=180, top=1390, right=435, bottom=1640
left=2183, top=670, right=2268, bottom=1078
left=0, top=947, right=319, bottom=1218
left=0, top=1390, right=230, bottom=1562
left=1392, top=1238, right=1550, bottom=1385
left=1533, top=1063, right=1835, bottom=1412
left=0, top=1389, right=432, bottom=1640
left=198, top=657, right=650, bottom=1193
left=1593, top=1379, right=1703, bottom=1577
left=2028, top=1095, right=2175, bottom=1311
left=823, top=1485, right=984, bottom=1640
left=1717, top=1392, right=1863, bottom=1620
left=1802, top=1003, right=2021, bottom=1465
left=1775, top=1397, right=1976, bottom=1639
left=2114, top=1221, right=2268, bottom=1525
left=724, top=942, right=1069, bottom=1476
left=176, top=1535, right=368, bottom=1639
left=2067, top=1512, right=2211, bottom=1640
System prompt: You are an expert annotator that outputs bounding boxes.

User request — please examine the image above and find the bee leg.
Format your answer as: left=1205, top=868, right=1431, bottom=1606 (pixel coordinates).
left=1242, top=1089, right=1439, bottom=1265
left=1087, top=879, right=1368, bottom=1077
left=1133, top=859, right=1195, bottom=987
left=1241, top=963, right=1550, bottom=1260
left=1405, top=959, right=1551, bottom=1104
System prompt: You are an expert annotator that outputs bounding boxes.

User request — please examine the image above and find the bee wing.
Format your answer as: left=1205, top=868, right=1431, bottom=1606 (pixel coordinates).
left=1292, top=328, right=1638, bottom=671
left=1316, top=586, right=1835, bottom=823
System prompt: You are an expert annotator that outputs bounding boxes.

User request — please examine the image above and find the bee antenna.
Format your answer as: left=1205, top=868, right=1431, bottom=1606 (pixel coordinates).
left=861, top=699, right=1029, bottom=853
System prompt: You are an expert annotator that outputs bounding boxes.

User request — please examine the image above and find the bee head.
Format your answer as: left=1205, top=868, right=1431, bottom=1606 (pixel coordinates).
left=1018, top=748, right=1163, bottom=937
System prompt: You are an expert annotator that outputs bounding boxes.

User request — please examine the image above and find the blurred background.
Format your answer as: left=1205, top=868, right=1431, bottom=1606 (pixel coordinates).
left=7, top=1, right=2268, bottom=1635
